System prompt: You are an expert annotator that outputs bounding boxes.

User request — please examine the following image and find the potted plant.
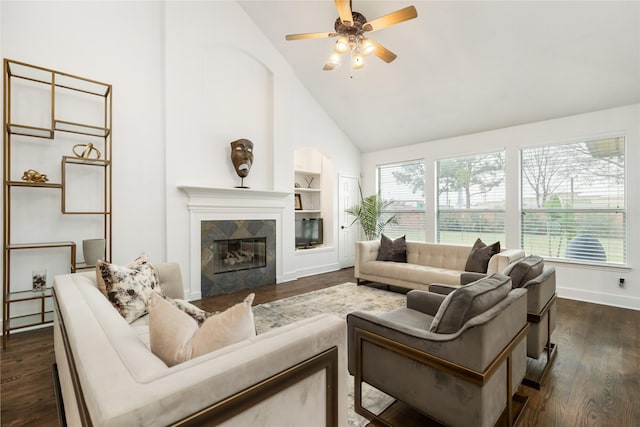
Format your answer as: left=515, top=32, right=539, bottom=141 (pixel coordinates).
left=345, top=185, right=397, bottom=240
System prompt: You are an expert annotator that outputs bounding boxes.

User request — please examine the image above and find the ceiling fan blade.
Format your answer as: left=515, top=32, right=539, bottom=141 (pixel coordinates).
left=334, top=0, right=353, bottom=27
left=285, top=32, right=337, bottom=41
left=363, top=6, right=418, bottom=32
left=368, top=39, right=397, bottom=63
left=323, top=62, right=338, bottom=71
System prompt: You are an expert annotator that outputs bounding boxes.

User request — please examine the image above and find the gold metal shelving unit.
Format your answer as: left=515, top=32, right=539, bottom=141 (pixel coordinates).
left=3, top=59, right=112, bottom=347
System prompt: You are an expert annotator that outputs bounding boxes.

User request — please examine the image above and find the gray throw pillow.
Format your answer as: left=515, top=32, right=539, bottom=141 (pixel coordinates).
left=429, top=273, right=511, bottom=334
left=508, top=255, right=544, bottom=288
left=464, top=238, right=500, bottom=273
left=376, top=234, right=407, bottom=263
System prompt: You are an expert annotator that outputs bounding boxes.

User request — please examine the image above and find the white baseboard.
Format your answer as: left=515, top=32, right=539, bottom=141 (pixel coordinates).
left=293, top=262, right=342, bottom=281
left=558, top=286, right=640, bottom=311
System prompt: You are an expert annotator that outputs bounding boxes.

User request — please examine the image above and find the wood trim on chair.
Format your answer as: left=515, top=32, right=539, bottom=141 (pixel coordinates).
left=353, top=324, right=529, bottom=427
left=53, top=289, right=93, bottom=427
left=173, top=346, right=339, bottom=426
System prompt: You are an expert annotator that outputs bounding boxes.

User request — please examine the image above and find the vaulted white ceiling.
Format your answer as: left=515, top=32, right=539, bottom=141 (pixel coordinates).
left=238, top=1, right=640, bottom=153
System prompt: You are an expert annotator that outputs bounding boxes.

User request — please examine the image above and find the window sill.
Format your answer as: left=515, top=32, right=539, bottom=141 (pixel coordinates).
left=543, top=257, right=631, bottom=272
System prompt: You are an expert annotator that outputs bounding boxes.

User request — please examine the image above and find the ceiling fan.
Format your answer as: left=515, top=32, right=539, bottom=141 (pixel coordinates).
left=285, top=0, right=418, bottom=71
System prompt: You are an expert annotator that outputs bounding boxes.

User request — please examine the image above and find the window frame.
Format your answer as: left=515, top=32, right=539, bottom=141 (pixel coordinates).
left=376, top=159, right=427, bottom=241
left=436, top=151, right=506, bottom=246
left=519, top=135, right=626, bottom=266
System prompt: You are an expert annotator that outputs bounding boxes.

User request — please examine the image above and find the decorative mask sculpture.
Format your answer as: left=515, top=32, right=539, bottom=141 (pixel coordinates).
left=230, top=139, right=254, bottom=188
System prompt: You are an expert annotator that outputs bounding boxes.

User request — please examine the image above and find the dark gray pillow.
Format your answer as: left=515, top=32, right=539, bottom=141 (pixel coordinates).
left=464, top=238, right=500, bottom=273
left=376, top=234, right=407, bottom=263
left=429, top=273, right=511, bottom=334
left=508, top=255, right=544, bottom=288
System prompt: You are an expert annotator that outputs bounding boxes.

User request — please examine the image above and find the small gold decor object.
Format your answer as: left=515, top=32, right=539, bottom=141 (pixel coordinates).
left=22, top=169, right=49, bottom=183
left=72, top=143, right=101, bottom=160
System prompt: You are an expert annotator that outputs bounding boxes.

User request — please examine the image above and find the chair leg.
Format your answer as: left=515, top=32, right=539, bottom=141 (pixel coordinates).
left=353, top=330, right=393, bottom=427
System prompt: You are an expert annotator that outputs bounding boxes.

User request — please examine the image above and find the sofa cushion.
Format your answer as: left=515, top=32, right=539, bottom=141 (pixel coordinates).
left=429, top=273, right=511, bottom=334
left=464, top=238, right=500, bottom=273
left=97, top=254, right=164, bottom=323
left=376, top=234, right=407, bottom=263
left=505, top=255, right=544, bottom=288
left=149, top=293, right=256, bottom=367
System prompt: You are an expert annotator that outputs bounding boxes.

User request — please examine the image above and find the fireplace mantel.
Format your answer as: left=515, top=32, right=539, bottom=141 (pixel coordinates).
left=178, top=185, right=290, bottom=299
left=179, top=186, right=291, bottom=209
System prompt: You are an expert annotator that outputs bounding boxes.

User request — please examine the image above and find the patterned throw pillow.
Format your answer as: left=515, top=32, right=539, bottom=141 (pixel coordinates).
left=164, top=297, right=213, bottom=326
left=149, top=293, right=256, bottom=367
left=97, top=254, right=164, bottom=323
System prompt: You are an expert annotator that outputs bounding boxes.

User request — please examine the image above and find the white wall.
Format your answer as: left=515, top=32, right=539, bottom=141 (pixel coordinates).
left=1, top=0, right=167, bottom=264
left=362, top=104, right=640, bottom=310
left=163, top=1, right=360, bottom=296
left=1, top=1, right=362, bottom=309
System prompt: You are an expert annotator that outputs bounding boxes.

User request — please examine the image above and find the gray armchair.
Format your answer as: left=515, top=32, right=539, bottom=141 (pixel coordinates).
left=347, top=274, right=529, bottom=427
left=459, top=255, right=557, bottom=389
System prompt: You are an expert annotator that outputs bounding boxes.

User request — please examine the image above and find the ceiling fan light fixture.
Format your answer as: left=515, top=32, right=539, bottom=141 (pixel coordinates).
left=351, top=50, right=365, bottom=69
left=328, top=53, right=342, bottom=67
left=361, top=38, right=376, bottom=55
left=334, top=36, right=350, bottom=54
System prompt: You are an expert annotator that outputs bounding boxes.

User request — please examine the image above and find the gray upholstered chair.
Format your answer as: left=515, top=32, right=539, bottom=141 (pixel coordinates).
left=347, top=274, right=529, bottom=427
left=458, top=255, right=557, bottom=389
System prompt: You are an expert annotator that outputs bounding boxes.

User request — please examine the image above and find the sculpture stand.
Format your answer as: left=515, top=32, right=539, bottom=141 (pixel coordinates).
left=235, top=177, right=249, bottom=189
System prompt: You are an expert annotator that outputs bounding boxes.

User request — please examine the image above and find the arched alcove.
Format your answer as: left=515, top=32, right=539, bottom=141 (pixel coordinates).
left=293, top=147, right=333, bottom=250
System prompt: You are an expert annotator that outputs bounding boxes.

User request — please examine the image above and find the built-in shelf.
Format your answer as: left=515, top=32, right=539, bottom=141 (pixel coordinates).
left=9, top=311, right=54, bottom=330
left=7, top=181, right=62, bottom=189
left=3, top=59, right=112, bottom=348
left=7, top=123, right=54, bottom=139
left=8, top=241, right=76, bottom=250
left=7, top=287, right=53, bottom=302
left=55, top=120, right=111, bottom=137
left=296, top=209, right=321, bottom=214
left=295, top=188, right=320, bottom=193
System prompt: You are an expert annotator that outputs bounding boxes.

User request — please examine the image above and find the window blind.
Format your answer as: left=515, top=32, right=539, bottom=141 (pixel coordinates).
left=377, top=160, right=426, bottom=241
left=437, top=152, right=506, bottom=245
left=521, top=137, right=625, bottom=264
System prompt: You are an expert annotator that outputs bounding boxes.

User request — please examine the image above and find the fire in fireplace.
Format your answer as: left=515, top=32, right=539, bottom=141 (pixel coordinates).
left=212, top=237, right=266, bottom=274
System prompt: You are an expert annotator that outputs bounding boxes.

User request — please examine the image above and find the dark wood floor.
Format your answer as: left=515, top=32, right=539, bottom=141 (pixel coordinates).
left=1, top=267, right=638, bottom=426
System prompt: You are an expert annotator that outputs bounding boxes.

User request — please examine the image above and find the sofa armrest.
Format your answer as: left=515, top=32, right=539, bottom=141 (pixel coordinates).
left=355, top=240, right=381, bottom=278
left=406, top=290, right=446, bottom=315
left=459, top=272, right=487, bottom=286
left=154, top=262, right=184, bottom=299
left=426, top=283, right=456, bottom=295
left=487, top=249, right=526, bottom=274
left=522, top=266, right=556, bottom=314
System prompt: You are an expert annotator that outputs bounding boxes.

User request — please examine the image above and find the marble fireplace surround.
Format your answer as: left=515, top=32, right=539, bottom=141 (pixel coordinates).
left=179, top=186, right=290, bottom=300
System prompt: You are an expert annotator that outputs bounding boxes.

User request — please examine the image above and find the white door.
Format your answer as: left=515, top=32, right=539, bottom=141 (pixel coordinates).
left=338, top=175, right=360, bottom=268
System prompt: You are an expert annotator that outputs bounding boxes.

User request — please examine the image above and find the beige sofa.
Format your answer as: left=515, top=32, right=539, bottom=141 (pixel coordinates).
left=53, top=263, right=347, bottom=427
left=355, top=240, right=525, bottom=291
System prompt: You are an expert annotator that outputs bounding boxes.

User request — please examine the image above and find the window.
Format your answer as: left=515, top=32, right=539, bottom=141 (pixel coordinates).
left=437, top=152, right=506, bottom=245
left=377, top=160, right=426, bottom=240
left=521, top=136, right=625, bottom=264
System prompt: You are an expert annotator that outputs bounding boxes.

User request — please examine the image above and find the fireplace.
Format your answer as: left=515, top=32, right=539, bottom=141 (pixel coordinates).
left=179, top=186, right=290, bottom=300
left=201, top=219, right=276, bottom=297
left=211, top=237, right=266, bottom=274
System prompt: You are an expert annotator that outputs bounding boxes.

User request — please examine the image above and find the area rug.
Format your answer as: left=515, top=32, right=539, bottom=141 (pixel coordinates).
left=252, top=282, right=407, bottom=427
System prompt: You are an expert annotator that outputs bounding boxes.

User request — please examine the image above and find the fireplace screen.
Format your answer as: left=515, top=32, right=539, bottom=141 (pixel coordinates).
left=212, top=237, right=267, bottom=274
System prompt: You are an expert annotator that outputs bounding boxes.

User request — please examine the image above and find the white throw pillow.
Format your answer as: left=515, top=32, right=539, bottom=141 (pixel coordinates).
left=149, top=292, right=256, bottom=367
